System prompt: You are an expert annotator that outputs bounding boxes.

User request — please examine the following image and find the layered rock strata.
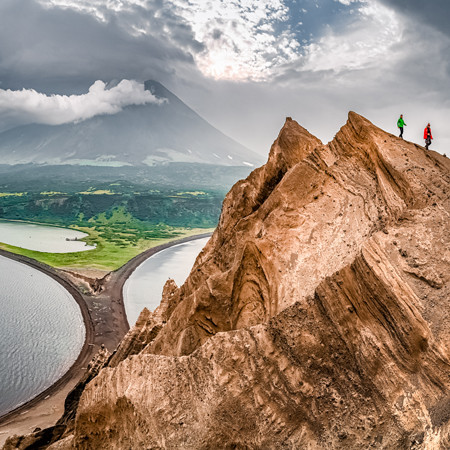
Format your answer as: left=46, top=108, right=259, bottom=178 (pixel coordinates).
left=6, top=112, right=449, bottom=449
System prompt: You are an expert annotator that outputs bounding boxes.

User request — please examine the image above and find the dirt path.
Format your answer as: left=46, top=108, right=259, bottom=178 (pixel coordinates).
left=0, top=232, right=212, bottom=447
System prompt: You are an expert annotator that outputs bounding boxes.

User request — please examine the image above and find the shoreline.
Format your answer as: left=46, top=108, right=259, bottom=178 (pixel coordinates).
left=110, top=231, right=213, bottom=330
left=0, top=250, right=95, bottom=424
left=0, top=231, right=212, bottom=444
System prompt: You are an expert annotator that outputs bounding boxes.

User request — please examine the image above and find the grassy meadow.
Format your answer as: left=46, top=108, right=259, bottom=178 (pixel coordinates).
left=0, top=222, right=212, bottom=271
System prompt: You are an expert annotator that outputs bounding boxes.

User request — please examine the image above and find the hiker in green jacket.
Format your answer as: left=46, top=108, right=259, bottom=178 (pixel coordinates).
left=397, top=114, right=406, bottom=139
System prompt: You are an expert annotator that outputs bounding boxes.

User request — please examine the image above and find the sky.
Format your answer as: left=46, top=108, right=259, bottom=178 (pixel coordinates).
left=0, top=0, right=449, bottom=156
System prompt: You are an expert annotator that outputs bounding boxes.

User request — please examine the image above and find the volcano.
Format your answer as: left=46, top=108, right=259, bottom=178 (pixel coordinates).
left=0, top=80, right=263, bottom=168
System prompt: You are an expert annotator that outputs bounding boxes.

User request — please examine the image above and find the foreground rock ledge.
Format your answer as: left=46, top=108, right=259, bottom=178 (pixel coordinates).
left=5, top=112, right=449, bottom=449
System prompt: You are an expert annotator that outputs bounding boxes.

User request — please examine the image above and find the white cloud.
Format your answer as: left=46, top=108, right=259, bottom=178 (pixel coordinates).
left=334, top=0, right=359, bottom=5
left=0, top=79, right=163, bottom=126
left=38, top=0, right=300, bottom=81
left=170, top=0, right=299, bottom=81
left=38, top=0, right=141, bottom=21
left=300, top=1, right=402, bottom=72
left=35, top=0, right=404, bottom=82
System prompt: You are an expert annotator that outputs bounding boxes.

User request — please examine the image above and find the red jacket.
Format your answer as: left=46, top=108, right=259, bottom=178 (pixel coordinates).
left=424, top=127, right=433, bottom=140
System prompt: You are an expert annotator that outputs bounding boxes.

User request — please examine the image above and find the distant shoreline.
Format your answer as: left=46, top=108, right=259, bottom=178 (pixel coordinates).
left=0, top=231, right=213, bottom=434
left=0, top=218, right=73, bottom=227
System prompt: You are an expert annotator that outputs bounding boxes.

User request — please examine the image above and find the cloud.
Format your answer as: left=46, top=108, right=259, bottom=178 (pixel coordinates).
left=169, top=0, right=299, bottom=81
left=296, top=1, right=402, bottom=73
left=32, top=0, right=406, bottom=83
left=28, top=0, right=423, bottom=84
left=334, top=0, right=359, bottom=5
left=6, top=0, right=448, bottom=89
left=37, top=0, right=301, bottom=82
left=0, top=79, right=163, bottom=126
left=0, top=0, right=200, bottom=93
left=378, top=0, right=450, bottom=37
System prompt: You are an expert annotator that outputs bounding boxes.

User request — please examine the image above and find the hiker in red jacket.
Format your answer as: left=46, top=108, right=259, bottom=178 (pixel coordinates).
left=424, top=123, right=433, bottom=150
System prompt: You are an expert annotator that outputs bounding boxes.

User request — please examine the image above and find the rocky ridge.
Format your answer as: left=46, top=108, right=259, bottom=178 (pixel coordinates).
left=5, top=112, right=449, bottom=449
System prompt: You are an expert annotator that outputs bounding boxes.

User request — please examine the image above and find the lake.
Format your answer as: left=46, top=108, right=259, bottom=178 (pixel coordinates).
left=0, top=221, right=96, bottom=253
left=0, top=255, right=85, bottom=417
left=123, top=237, right=210, bottom=326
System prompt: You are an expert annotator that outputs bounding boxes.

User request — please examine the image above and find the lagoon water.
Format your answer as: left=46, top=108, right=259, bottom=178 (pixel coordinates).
left=0, top=256, right=85, bottom=417
left=0, top=221, right=96, bottom=253
left=123, top=237, right=210, bottom=326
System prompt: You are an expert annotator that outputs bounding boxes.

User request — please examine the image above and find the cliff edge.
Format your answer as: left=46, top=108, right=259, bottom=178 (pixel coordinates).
left=5, top=113, right=449, bottom=449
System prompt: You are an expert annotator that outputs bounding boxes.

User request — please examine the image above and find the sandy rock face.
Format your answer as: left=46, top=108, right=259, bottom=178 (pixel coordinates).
left=46, top=113, right=449, bottom=448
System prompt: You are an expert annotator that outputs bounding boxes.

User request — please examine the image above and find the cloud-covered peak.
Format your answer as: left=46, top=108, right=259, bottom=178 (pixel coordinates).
left=0, top=79, right=163, bottom=127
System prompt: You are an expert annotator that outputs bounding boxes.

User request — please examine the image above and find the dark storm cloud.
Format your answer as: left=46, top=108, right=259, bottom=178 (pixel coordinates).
left=378, top=0, right=450, bottom=37
left=0, top=0, right=201, bottom=94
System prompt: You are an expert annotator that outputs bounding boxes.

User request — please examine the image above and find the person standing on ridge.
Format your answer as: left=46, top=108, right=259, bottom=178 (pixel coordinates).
left=424, top=123, right=433, bottom=149
left=397, top=114, right=406, bottom=138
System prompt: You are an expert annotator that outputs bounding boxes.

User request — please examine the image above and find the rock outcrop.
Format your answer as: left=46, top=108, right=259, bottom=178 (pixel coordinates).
left=7, top=112, right=449, bottom=449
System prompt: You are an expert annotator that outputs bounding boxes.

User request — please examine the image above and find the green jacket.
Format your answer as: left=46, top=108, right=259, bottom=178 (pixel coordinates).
left=397, top=117, right=406, bottom=128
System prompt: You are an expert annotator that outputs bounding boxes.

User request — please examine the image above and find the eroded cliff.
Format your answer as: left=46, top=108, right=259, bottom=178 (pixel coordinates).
left=6, top=112, right=449, bottom=449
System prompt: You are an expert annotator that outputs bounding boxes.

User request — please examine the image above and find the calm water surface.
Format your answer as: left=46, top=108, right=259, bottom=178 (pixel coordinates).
left=0, top=256, right=85, bottom=417
left=0, top=221, right=96, bottom=253
left=123, top=237, right=209, bottom=326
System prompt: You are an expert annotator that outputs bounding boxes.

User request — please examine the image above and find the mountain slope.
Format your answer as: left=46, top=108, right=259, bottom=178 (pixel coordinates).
left=0, top=81, right=262, bottom=167
left=6, top=113, right=449, bottom=449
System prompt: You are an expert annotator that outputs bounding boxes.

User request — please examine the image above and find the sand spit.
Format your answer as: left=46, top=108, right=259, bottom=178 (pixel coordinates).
left=0, top=232, right=212, bottom=447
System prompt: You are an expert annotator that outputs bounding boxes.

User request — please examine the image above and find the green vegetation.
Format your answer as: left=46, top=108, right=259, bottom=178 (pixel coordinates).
left=0, top=190, right=223, bottom=228
left=0, top=184, right=220, bottom=270
left=0, top=163, right=252, bottom=271
left=79, top=189, right=115, bottom=195
left=0, top=192, right=25, bottom=197
left=0, top=189, right=219, bottom=270
left=0, top=222, right=212, bottom=271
